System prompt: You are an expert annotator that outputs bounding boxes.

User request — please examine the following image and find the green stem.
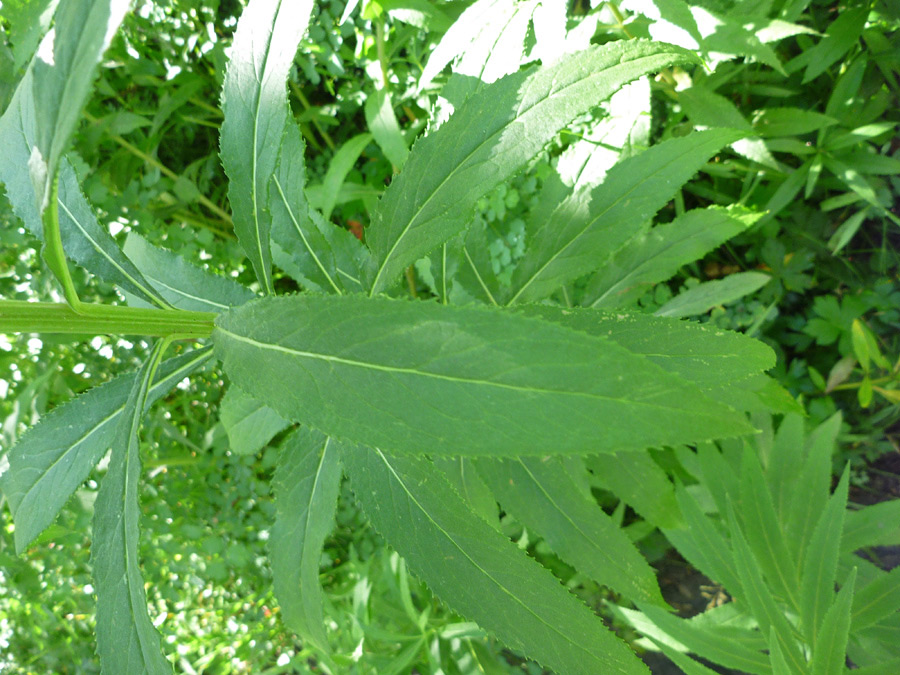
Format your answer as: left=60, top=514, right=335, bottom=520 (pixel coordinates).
left=41, top=173, right=83, bottom=309
left=0, top=301, right=215, bottom=339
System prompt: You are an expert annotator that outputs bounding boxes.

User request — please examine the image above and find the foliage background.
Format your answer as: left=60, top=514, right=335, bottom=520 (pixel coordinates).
left=0, top=0, right=898, bottom=672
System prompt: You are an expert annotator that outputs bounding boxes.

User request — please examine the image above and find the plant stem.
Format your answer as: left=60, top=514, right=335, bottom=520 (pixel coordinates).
left=0, top=301, right=215, bottom=339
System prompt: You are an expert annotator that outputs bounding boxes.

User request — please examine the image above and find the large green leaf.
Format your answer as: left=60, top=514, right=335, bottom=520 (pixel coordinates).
left=365, top=41, right=700, bottom=294
left=220, top=0, right=314, bottom=293
left=0, top=347, right=213, bottom=553
left=270, top=428, right=342, bottom=651
left=342, top=444, right=650, bottom=675
left=581, top=206, right=759, bottom=309
left=213, top=294, right=752, bottom=457
left=476, top=455, right=667, bottom=606
left=91, top=341, right=173, bottom=675
left=507, top=129, right=744, bottom=305
left=29, top=0, right=130, bottom=210
left=123, top=233, right=256, bottom=312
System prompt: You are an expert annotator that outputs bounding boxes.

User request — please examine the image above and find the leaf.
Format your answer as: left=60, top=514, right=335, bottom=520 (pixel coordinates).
left=366, top=41, right=701, bottom=294
left=581, top=205, right=760, bottom=308
left=799, top=466, right=849, bottom=647
left=220, top=0, right=314, bottom=294
left=799, top=8, right=868, bottom=83
left=728, top=504, right=807, bottom=675
left=433, top=456, right=499, bottom=527
left=29, top=0, right=130, bottom=210
left=2, top=0, right=59, bottom=70
left=213, top=294, right=753, bottom=458
left=655, top=272, right=771, bottom=318
left=842, top=500, right=900, bottom=553
left=507, top=129, right=744, bottom=305
left=752, top=107, right=838, bottom=137
left=269, top=121, right=366, bottom=294
left=123, top=233, right=256, bottom=312
left=0, top=347, right=213, bottom=553
left=0, top=76, right=171, bottom=307
left=518, top=305, right=775, bottom=389
left=312, top=132, right=373, bottom=221
left=365, top=89, right=409, bottom=170
left=341, top=444, right=650, bottom=675
left=585, top=452, right=684, bottom=530
left=637, top=603, right=771, bottom=675
left=809, top=568, right=856, bottom=675
left=476, top=456, right=667, bottom=606
left=270, top=428, right=342, bottom=651
left=220, top=386, right=290, bottom=456
left=851, top=566, right=900, bottom=631
left=91, top=341, right=173, bottom=675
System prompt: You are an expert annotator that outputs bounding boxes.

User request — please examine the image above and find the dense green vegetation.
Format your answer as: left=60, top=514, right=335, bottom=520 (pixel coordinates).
left=0, top=0, right=898, bottom=673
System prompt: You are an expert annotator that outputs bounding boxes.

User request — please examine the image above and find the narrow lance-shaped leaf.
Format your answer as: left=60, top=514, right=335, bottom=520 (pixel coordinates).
left=655, top=271, right=771, bottom=319
left=0, top=347, right=213, bottom=553
left=507, top=128, right=744, bottom=305
left=213, top=295, right=753, bottom=458
left=0, top=72, right=172, bottom=307
left=342, top=444, right=650, bottom=675
left=270, top=428, right=342, bottom=651
left=476, top=455, right=667, bottom=606
left=809, top=568, right=856, bottom=675
left=29, top=0, right=130, bottom=210
left=220, top=0, right=314, bottom=293
left=92, top=340, right=173, bottom=675
left=365, top=40, right=701, bottom=294
left=123, top=232, right=256, bottom=312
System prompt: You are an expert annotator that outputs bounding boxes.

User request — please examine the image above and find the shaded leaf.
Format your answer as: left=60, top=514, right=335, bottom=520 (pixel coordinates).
left=655, top=272, right=770, bottom=318
left=809, top=568, right=855, bottom=675
left=220, top=386, right=290, bottom=456
left=342, top=444, right=650, bottom=675
left=92, top=341, right=172, bottom=675
left=270, top=428, right=342, bottom=651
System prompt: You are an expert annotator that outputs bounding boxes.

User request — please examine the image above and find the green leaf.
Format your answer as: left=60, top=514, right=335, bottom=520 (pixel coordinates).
left=585, top=452, right=683, bottom=530
left=738, top=444, right=800, bottom=612
left=365, top=89, right=409, bottom=170
left=581, top=206, right=760, bottom=309
left=752, top=107, right=838, bottom=137
left=29, top=0, right=130, bottom=210
left=366, top=41, right=701, bottom=294
left=809, top=569, right=856, bottom=675
left=851, top=566, right=900, bottom=631
left=476, top=456, right=666, bottom=606
left=727, top=505, right=806, bottom=675
left=220, top=0, right=314, bottom=294
left=655, top=272, right=771, bottom=318
left=433, top=456, right=499, bottom=527
left=91, top=340, right=173, bottom=675
left=269, top=121, right=366, bottom=294
left=637, top=603, right=770, bottom=675
left=312, top=132, right=373, bottom=221
left=220, top=386, right=290, bottom=456
left=765, top=414, right=805, bottom=521
left=0, top=347, right=213, bottom=553
left=342, top=444, right=650, bottom=675
left=123, top=233, right=256, bottom=312
left=213, top=294, right=753, bottom=457
left=799, top=466, right=849, bottom=647
left=270, top=428, right=342, bottom=651
left=843, top=500, right=900, bottom=553
left=518, top=305, right=775, bottom=389
left=507, top=129, right=744, bottom=305
left=0, top=78, right=172, bottom=307
left=800, top=8, right=868, bottom=83
left=2, top=0, right=59, bottom=70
